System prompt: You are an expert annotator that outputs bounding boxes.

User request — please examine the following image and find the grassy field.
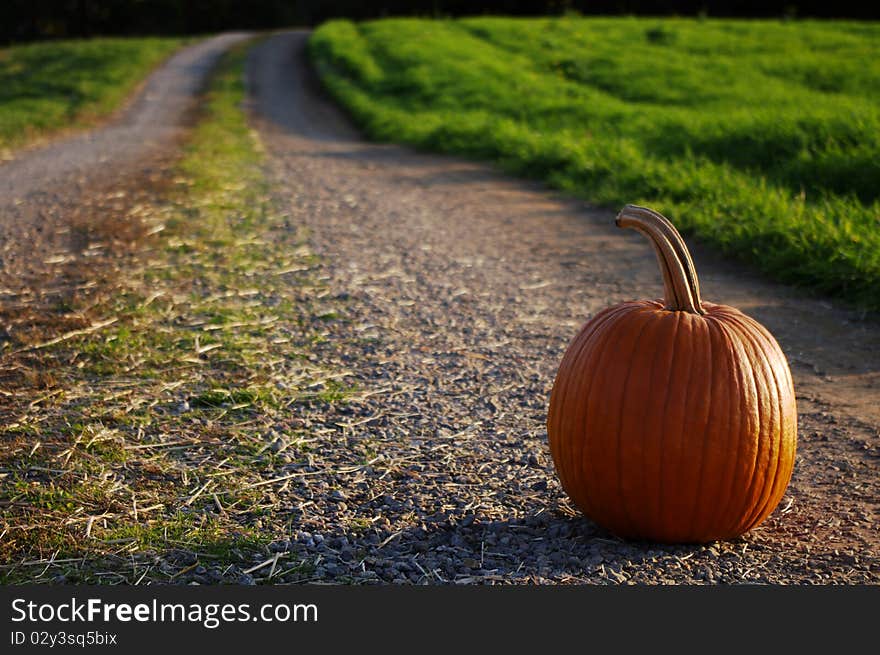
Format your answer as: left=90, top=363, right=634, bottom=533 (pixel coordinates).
left=0, top=37, right=183, bottom=154
left=0, top=42, right=350, bottom=583
left=309, top=17, right=880, bottom=311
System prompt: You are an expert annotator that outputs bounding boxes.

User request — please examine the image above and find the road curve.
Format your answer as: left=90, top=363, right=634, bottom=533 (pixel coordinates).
left=0, top=33, right=250, bottom=284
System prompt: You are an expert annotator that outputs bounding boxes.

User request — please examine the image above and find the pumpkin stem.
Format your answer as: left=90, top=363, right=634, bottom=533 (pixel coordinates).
left=616, top=205, right=705, bottom=315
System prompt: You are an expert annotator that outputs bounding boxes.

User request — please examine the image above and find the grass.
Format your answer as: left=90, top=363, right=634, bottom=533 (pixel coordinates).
left=309, top=16, right=880, bottom=311
left=0, top=37, right=183, bottom=155
left=0, top=41, right=352, bottom=583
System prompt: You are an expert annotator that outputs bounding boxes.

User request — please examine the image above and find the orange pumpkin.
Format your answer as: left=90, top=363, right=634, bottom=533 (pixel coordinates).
left=547, top=205, right=797, bottom=543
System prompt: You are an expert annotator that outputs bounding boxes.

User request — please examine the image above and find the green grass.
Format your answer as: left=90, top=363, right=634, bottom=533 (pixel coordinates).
left=0, top=37, right=183, bottom=153
left=309, top=16, right=880, bottom=311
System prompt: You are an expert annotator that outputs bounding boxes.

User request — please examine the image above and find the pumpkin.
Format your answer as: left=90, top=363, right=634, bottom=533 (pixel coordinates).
left=547, top=205, right=797, bottom=543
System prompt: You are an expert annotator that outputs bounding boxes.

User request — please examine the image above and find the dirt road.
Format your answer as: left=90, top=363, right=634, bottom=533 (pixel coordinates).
left=246, top=31, right=878, bottom=583
left=0, top=33, right=250, bottom=299
left=1, top=30, right=876, bottom=584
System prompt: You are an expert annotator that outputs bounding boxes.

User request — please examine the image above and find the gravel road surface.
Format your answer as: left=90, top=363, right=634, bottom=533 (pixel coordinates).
left=245, top=31, right=878, bottom=584
left=2, top=29, right=876, bottom=585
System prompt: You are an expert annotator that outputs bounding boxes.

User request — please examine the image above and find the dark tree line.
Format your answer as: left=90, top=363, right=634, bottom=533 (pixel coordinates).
left=2, top=1, right=877, bottom=44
